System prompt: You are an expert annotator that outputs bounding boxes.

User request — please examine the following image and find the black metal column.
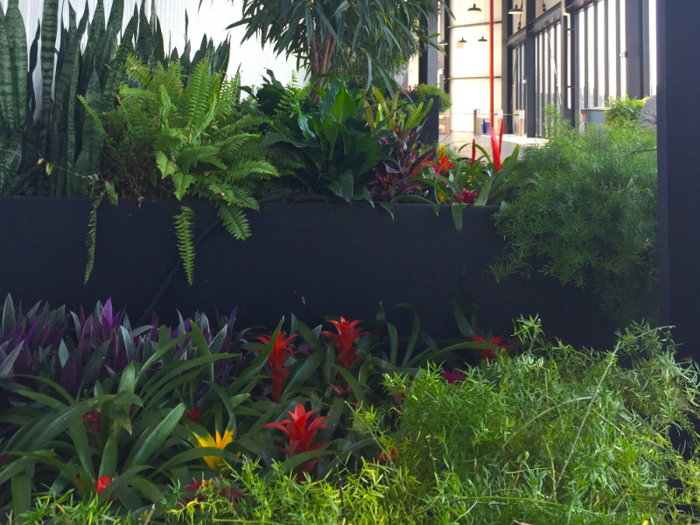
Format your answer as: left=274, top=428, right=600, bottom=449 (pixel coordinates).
left=419, top=11, right=440, bottom=85
left=503, top=0, right=512, bottom=133
left=525, top=0, right=537, bottom=136
left=625, top=0, right=645, bottom=98
left=657, top=0, right=700, bottom=353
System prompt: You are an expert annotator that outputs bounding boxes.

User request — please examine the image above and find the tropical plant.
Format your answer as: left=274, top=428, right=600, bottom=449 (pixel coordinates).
left=246, top=77, right=381, bottom=202
left=492, top=120, right=658, bottom=323
left=605, top=94, right=647, bottom=126
left=0, top=0, right=230, bottom=198
left=228, top=0, right=442, bottom=93
left=83, top=57, right=278, bottom=284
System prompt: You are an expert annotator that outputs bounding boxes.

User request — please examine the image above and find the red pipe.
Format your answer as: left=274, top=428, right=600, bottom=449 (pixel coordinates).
left=489, top=0, right=495, bottom=128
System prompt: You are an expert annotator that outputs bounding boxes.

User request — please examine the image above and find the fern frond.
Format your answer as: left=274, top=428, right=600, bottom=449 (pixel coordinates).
left=226, top=159, right=279, bottom=182
left=174, top=205, right=196, bottom=285
left=218, top=204, right=251, bottom=240
left=84, top=194, right=103, bottom=284
left=209, top=180, right=259, bottom=210
left=125, top=53, right=153, bottom=86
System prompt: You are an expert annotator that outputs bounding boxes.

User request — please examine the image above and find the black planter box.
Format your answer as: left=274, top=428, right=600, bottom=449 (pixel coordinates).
left=0, top=198, right=616, bottom=347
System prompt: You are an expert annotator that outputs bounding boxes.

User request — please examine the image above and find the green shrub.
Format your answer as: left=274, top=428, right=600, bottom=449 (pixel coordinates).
left=605, top=95, right=647, bottom=126
left=411, top=84, right=452, bottom=113
left=492, top=122, right=658, bottom=324
left=387, top=319, right=700, bottom=524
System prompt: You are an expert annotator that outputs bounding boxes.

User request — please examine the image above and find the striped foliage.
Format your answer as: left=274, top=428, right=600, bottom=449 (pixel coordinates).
left=0, top=0, right=231, bottom=196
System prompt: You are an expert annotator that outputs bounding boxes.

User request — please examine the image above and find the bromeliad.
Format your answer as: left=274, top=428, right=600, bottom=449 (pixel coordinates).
left=255, top=332, right=300, bottom=403
left=264, top=403, right=330, bottom=475
left=473, top=335, right=508, bottom=362
left=194, top=429, right=236, bottom=471
left=321, top=318, right=368, bottom=371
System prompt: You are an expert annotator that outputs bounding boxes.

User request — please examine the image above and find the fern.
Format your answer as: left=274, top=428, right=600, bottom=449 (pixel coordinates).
left=84, top=194, right=102, bottom=284
left=84, top=56, right=284, bottom=282
left=218, top=205, right=251, bottom=240
left=174, top=205, right=196, bottom=285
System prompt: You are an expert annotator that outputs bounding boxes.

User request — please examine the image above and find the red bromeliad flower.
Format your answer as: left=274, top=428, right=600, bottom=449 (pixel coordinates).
left=82, top=410, right=101, bottom=432
left=264, top=403, right=330, bottom=475
left=441, top=368, right=466, bottom=385
left=321, top=318, right=368, bottom=371
left=378, top=448, right=399, bottom=463
left=453, top=189, right=478, bottom=204
left=490, top=122, right=504, bottom=172
left=427, top=153, right=455, bottom=177
left=96, top=474, right=114, bottom=494
left=182, top=406, right=202, bottom=422
left=255, top=332, right=300, bottom=403
left=473, top=335, right=507, bottom=362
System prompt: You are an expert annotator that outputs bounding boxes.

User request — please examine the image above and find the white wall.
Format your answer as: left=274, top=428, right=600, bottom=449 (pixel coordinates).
left=11, top=0, right=299, bottom=88
left=449, top=0, right=503, bottom=132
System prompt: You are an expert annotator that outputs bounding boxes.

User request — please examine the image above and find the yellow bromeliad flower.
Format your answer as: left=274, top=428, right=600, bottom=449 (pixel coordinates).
left=196, top=429, right=234, bottom=471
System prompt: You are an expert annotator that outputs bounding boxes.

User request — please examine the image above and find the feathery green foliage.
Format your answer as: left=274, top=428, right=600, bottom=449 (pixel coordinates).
left=174, top=206, right=196, bottom=285
left=492, top=119, right=658, bottom=324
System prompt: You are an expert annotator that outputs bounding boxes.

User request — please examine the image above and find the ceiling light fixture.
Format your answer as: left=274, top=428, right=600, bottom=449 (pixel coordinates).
left=478, top=36, right=487, bottom=42
left=457, top=37, right=467, bottom=48
left=508, top=3, right=523, bottom=14
left=468, top=3, right=482, bottom=12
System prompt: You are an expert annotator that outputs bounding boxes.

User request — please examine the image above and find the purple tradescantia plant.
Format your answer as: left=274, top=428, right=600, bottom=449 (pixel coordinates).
left=1, top=295, right=246, bottom=397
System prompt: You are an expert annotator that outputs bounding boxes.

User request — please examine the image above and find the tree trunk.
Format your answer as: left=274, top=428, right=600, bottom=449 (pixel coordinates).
left=309, top=30, right=336, bottom=103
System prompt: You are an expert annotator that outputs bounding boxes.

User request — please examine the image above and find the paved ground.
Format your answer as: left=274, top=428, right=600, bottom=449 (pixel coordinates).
left=440, top=131, right=547, bottom=159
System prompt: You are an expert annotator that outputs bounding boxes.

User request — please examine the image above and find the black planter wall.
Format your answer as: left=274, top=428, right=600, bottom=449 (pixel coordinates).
left=0, top=198, right=616, bottom=348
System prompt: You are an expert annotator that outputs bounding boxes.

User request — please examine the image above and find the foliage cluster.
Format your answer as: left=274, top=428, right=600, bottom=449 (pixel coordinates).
left=493, top=119, right=659, bottom=324
left=605, top=95, right=648, bottom=126
left=0, top=0, right=229, bottom=197
left=406, top=84, right=452, bottom=113
left=10, top=320, right=700, bottom=525
left=0, top=295, right=501, bottom=521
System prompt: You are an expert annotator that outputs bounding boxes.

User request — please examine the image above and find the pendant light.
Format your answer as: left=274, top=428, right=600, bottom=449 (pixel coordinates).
left=478, top=36, right=488, bottom=42
left=468, top=3, right=482, bottom=12
left=457, top=37, right=467, bottom=48
left=508, top=3, right=523, bottom=15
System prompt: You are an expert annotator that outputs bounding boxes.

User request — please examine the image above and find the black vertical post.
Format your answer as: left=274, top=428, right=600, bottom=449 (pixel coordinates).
left=657, top=0, right=700, bottom=353
left=525, top=0, right=537, bottom=136
left=502, top=0, right=512, bottom=133
left=419, top=11, right=440, bottom=85
left=625, top=0, right=645, bottom=98
left=445, top=0, right=452, bottom=95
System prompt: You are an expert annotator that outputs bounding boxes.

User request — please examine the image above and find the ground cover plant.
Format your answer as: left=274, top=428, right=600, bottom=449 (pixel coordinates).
left=6, top=316, right=700, bottom=524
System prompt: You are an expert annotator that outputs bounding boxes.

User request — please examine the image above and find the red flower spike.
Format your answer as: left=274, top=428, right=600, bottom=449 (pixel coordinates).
left=96, top=474, right=114, bottom=494
left=321, top=318, right=368, bottom=371
left=82, top=410, right=101, bottom=433
left=490, top=124, right=502, bottom=172
left=473, top=335, right=508, bottom=362
left=220, top=486, right=244, bottom=501
left=441, top=368, right=466, bottom=385
left=264, top=403, right=330, bottom=474
left=378, top=448, right=399, bottom=463
left=426, top=154, right=455, bottom=177
left=255, top=332, right=300, bottom=403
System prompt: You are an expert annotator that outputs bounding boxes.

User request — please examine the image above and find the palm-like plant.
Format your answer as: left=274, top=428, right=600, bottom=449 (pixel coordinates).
left=229, top=0, right=443, bottom=91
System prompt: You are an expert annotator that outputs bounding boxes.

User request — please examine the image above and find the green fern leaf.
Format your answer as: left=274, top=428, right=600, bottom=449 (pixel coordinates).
left=218, top=204, right=251, bottom=240
left=174, top=205, right=196, bottom=285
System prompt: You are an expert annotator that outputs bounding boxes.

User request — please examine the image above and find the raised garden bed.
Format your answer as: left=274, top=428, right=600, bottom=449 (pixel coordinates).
left=0, top=197, right=615, bottom=347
